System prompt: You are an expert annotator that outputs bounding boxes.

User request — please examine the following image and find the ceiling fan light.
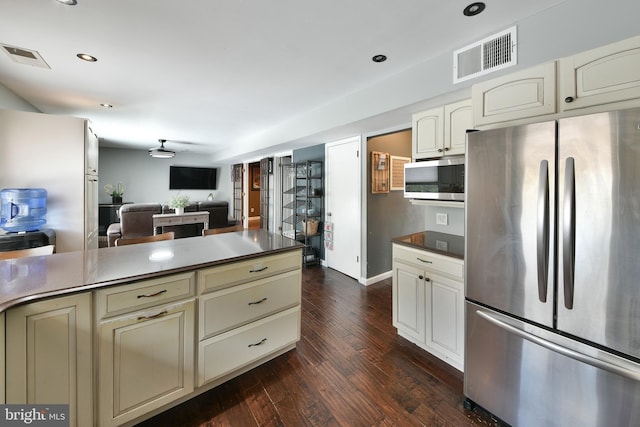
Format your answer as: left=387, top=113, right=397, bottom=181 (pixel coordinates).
left=149, top=139, right=176, bottom=158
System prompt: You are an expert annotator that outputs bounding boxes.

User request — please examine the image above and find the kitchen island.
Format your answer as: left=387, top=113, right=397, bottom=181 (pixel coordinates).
left=0, top=230, right=303, bottom=427
left=391, top=231, right=465, bottom=371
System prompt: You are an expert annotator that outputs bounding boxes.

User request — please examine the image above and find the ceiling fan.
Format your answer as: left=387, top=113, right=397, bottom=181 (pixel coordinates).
left=148, top=139, right=175, bottom=158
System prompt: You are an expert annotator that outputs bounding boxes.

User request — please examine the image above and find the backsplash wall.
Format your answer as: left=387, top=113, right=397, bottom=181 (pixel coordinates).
left=422, top=205, right=465, bottom=236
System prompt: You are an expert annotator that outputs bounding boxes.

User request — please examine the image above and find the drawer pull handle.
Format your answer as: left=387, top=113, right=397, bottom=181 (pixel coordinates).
left=416, top=257, right=433, bottom=264
left=137, top=289, right=168, bottom=298
left=249, top=266, right=268, bottom=273
left=137, top=310, right=168, bottom=321
left=248, top=338, right=268, bottom=347
left=248, top=297, right=268, bottom=306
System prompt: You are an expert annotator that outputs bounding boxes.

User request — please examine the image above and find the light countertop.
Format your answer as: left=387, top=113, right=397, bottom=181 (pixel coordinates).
left=0, top=229, right=302, bottom=312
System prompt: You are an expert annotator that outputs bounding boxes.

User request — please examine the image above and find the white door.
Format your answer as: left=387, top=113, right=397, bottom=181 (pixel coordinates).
left=325, top=137, right=361, bottom=279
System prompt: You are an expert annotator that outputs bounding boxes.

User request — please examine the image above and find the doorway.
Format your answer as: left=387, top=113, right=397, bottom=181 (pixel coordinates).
left=232, top=164, right=243, bottom=226
left=247, top=161, right=261, bottom=229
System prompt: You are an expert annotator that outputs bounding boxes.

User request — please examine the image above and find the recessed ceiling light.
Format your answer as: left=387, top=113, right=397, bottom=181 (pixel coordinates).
left=372, top=54, right=387, bottom=63
left=100, top=103, right=113, bottom=108
left=56, top=0, right=77, bottom=5
left=463, top=2, right=486, bottom=17
left=77, top=53, right=97, bottom=62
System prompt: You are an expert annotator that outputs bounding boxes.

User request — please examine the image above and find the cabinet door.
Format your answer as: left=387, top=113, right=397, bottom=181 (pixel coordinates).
left=472, top=62, right=556, bottom=126
left=392, top=261, right=425, bottom=343
left=444, top=99, right=473, bottom=156
left=559, top=35, right=640, bottom=111
left=98, top=300, right=195, bottom=427
left=6, top=293, right=93, bottom=427
left=85, top=174, right=99, bottom=250
left=425, top=272, right=464, bottom=370
left=412, top=107, right=444, bottom=160
left=85, top=121, right=98, bottom=175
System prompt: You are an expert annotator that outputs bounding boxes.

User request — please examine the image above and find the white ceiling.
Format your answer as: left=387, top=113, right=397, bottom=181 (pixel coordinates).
left=0, top=0, right=564, bottom=161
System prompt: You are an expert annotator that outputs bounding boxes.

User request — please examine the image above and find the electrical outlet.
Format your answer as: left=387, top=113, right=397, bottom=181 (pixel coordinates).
left=436, top=212, right=448, bottom=225
left=436, top=240, right=449, bottom=251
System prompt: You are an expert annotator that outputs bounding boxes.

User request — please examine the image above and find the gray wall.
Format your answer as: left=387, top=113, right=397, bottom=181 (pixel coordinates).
left=98, top=147, right=232, bottom=206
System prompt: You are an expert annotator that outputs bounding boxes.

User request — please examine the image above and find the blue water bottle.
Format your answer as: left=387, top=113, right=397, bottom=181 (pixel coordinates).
left=0, top=188, right=48, bottom=232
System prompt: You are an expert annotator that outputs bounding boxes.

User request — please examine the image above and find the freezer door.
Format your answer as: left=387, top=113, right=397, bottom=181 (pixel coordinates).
left=465, top=301, right=640, bottom=427
left=466, top=122, right=555, bottom=327
left=558, top=108, right=640, bottom=358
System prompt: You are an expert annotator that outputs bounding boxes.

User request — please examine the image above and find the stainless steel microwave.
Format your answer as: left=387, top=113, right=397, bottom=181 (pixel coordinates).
left=404, top=156, right=465, bottom=201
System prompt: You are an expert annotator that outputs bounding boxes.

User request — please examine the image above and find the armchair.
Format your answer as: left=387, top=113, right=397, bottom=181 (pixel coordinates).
left=106, top=203, right=162, bottom=247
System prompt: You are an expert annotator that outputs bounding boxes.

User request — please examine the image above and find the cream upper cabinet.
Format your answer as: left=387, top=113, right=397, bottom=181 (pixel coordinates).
left=472, top=62, right=557, bottom=127
left=444, top=99, right=473, bottom=156
left=392, top=243, right=464, bottom=371
left=412, top=99, right=472, bottom=160
left=412, top=106, right=444, bottom=160
left=559, top=35, right=640, bottom=112
left=5, top=293, right=93, bottom=427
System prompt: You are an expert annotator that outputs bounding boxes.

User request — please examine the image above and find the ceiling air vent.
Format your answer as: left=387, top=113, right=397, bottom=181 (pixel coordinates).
left=453, top=26, right=517, bottom=84
left=1, top=44, right=50, bottom=68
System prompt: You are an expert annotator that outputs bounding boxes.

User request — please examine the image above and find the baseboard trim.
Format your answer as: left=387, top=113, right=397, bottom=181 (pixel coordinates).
left=362, top=270, right=392, bottom=286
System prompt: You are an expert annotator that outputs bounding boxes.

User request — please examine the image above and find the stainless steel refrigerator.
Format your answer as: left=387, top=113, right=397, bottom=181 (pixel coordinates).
left=464, top=107, right=640, bottom=427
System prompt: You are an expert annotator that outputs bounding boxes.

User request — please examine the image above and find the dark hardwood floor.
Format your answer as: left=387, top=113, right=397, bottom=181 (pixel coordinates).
left=136, top=265, right=505, bottom=427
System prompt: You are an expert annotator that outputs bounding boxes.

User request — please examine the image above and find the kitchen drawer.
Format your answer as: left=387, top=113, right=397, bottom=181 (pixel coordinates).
left=197, top=250, right=300, bottom=294
left=197, top=306, right=300, bottom=386
left=95, top=272, right=195, bottom=319
left=393, top=244, right=463, bottom=279
left=199, top=270, right=301, bottom=340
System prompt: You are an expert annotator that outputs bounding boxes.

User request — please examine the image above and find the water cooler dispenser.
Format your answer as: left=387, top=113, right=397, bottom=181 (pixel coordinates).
left=0, top=188, right=55, bottom=251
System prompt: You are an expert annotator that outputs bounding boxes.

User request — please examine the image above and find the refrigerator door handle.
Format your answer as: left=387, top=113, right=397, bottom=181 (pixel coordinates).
left=476, top=310, right=640, bottom=382
left=563, top=157, right=576, bottom=309
left=537, top=160, right=550, bottom=302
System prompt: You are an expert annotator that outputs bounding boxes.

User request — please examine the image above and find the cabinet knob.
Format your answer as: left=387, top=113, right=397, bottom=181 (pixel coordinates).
left=425, top=277, right=431, bottom=282
left=438, top=148, right=443, bottom=152
left=418, top=275, right=424, bottom=280
left=565, top=96, right=575, bottom=103
left=444, top=147, right=450, bottom=151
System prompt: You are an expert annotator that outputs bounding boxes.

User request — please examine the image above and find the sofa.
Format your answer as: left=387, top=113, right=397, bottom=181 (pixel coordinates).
left=107, top=201, right=233, bottom=247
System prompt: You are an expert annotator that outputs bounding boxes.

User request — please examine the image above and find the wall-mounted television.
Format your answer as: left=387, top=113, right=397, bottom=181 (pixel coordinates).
left=169, top=165, right=218, bottom=190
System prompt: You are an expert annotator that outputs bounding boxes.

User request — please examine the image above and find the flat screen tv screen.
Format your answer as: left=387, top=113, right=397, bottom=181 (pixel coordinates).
left=169, top=166, right=218, bottom=190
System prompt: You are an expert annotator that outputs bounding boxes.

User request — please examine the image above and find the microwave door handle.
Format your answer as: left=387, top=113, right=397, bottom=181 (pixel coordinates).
left=563, top=157, right=576, bottom=309
left=536, top=160, right=550, bottom=303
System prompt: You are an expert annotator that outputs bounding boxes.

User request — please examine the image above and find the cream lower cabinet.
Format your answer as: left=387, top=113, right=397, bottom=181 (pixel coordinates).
left=5, top=292, right=93, bottom=427
left=196, top=251, right=302, bottom=387
left=96, top=273, right=196, bottom=427
left=392, top=244, right=464, bottom=371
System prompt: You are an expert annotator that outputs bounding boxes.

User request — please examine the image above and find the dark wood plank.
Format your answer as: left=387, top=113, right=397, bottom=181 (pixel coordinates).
left=136, top=265, right=507, bottom=427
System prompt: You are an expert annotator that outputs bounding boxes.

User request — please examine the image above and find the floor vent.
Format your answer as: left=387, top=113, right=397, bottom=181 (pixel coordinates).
left=453, top=26, right=517, bottom=84
left=1, top=44, right=50, bottom=68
